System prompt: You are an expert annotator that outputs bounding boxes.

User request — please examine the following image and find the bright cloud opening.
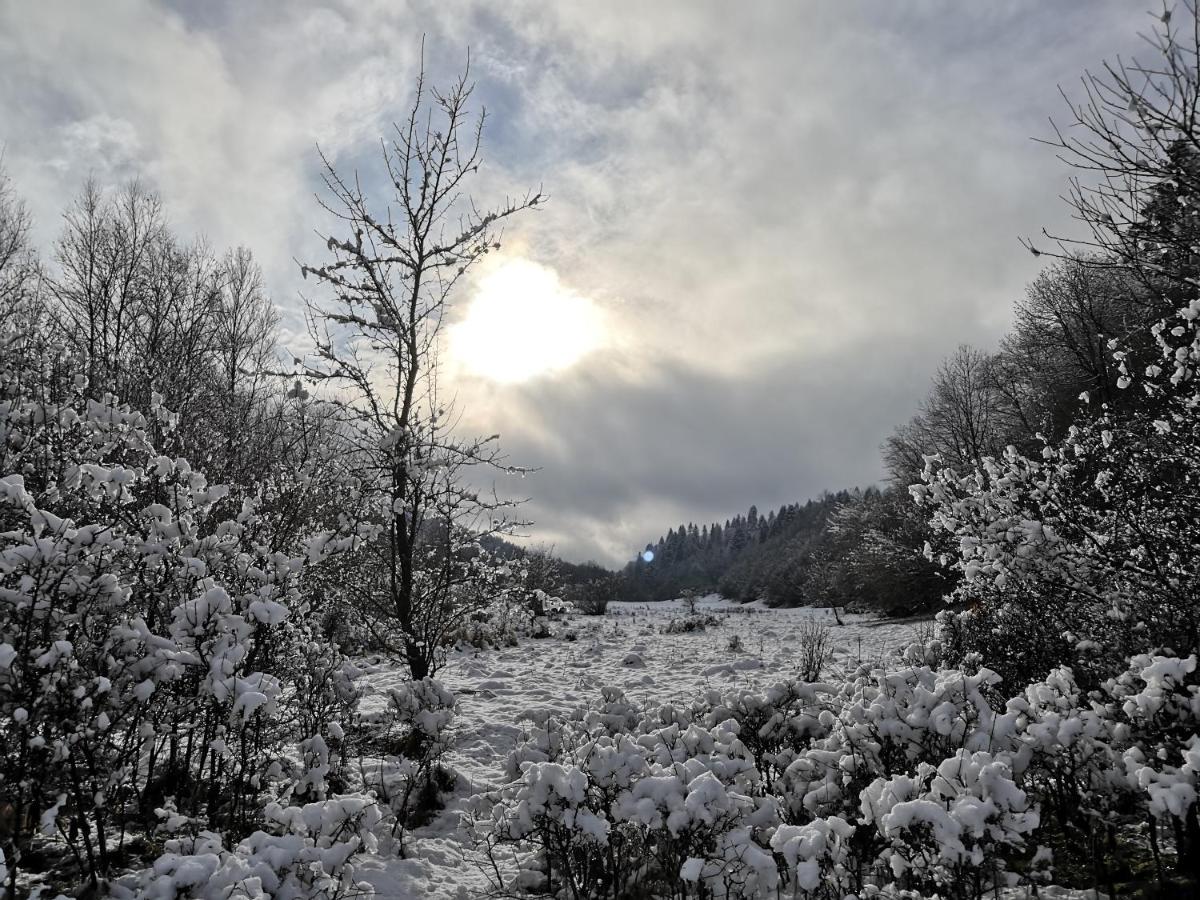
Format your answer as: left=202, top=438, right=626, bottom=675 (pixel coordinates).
left=450, top=258, right=605, bottom=383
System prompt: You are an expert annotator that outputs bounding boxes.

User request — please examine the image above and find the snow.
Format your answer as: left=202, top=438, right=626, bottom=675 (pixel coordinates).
left=355, top=595, right=920, bottom=898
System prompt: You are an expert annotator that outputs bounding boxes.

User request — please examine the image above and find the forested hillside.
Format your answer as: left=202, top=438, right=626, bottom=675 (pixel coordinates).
left=618, top=490, right=947, bottom=613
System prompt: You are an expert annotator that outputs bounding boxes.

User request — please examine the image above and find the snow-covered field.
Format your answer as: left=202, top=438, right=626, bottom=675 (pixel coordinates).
left=354, top=596, right=924, bottom=898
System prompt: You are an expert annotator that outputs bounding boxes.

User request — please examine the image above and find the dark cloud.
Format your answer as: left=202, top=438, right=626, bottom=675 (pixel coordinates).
left=470, top=337, right=940, bottom=565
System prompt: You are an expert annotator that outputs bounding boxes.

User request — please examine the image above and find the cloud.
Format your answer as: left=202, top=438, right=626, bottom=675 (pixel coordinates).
left=48, top=114, right=143, bottom=181
left=0, top=0, right=1156, bottom=564
left=458, top=329, right=936, bottom=564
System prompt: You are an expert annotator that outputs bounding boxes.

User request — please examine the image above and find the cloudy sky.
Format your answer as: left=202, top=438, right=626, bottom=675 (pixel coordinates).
left=0, top=1, right=1154, bottom=565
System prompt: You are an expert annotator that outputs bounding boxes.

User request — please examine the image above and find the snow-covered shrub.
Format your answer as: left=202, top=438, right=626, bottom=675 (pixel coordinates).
left=583, top=685, right=645, bottom=737
left=504, top=709, right=580, bottom=780
left=491, top=727, right=655, bottom=895
left=1005, top=665, right=1116, bottom=855
left=450, top=586, right=570, bottom=649
left=770, top=816, right=856, bottom=898
left=488, top=650, right=1200, bottom=898
left=698, top=679, right=834, bottom=787
left=0, top=321, right=378, bottom=894
left=622, top=722, right=779, bottom=898
left=662, top=611, right=723, bottom=634
left=1105, top=654, right=1200, bottom=875
left=778, top=664, right=1014, bottom=831
left=452, top=602, right=527, bottom=650
left=490, top=717, right=780, bottom=900
left=492, top=747, right=637, bottom=898
left=532, top=591, right=573, bottom=638
left=111, top=797, right=382, bottom=899
left=915, top=292, right=1200, bottom=690
left=353, top=677, right=456, bottom=841
left=900, top=619, right=943, bottom=669
left=488, top=686, right=775, bottom=897
left=860, top=750, right=1039, bottom=897
left=285, top=644, right=366, bottom=801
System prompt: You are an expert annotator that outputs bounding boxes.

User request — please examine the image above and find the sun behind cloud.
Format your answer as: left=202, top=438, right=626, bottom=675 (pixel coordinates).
left=449, top=257, right=605, bottom=383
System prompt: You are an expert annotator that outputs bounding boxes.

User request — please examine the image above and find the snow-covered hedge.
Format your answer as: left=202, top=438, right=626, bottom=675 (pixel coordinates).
left=481, top=650, right=1200, bottom=898
left=915, top=294, right=1200, bottom=692
left=0, top=320, right=456, bottom=895
left=351, top=676, right=457, bottom=840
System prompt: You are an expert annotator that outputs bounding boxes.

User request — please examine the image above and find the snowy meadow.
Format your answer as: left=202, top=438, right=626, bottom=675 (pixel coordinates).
left=354, top=598, right=919, bottom=898
left=347, top=599, right=1200, bottom=900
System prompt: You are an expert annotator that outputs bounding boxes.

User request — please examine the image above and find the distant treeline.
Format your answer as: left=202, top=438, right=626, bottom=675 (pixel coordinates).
left=612, top=487, right=948, bottom=613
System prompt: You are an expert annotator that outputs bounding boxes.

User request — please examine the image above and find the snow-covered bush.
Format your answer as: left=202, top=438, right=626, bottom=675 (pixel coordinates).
left=486, top=685, right=795, bottom=897
left=0, top=320, right=379, bottom=894
left=450, top=584, right=570, bottom=649
left=111, top=798, right=382, bottom=899
left=1106, top=654, right=1200, bottom=876
left=352, top=677, right=456, bottom=843
left=489, top=715, right=779, bottom=899
left=914, top=260, right=1200, bottom=693
left=770, top=816, right=856, bottom=898
left=779, top=664, right=1013, bottom=830
left=861, top=750, right=1038, bottom=897
left=504, top=709, right=580, bottom=781
left=491, top=750, right=633, bottom=897
left=488, top=686, right=761, bottom=897
left=697, top=679, right=834, bottom=787
left=623, top=721, right=778, bottom=899
left=486, top=647, right=1200, bottom=898
left=662, top=611, right=723, bottom=634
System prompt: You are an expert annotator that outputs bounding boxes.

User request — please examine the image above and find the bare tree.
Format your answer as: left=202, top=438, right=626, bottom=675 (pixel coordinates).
left=50, top=181, right=218, bottom=418
left=989, top=259, right=1139, bottom=448
left=204, top=247, right=282, bottom=483
left=0, top=160, right=36, bottom=309
left=1028, top=3, right=1200, bottom=311
left=885, top=345, right=1007, bottom=483
left=300, top=60, right=542, bottom=679
left=47, top=180, right=286, bottom=482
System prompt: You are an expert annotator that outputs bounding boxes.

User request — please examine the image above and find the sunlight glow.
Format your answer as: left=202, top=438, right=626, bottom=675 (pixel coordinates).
left=450, top=258, right=604, bottom=383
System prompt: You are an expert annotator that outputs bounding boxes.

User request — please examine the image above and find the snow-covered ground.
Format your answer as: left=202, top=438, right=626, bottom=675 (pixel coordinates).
left=354, top=596, right=926, bottom=899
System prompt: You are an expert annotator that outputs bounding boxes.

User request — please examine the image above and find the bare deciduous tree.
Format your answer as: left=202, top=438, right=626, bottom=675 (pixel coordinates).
left=990, top=259, right=1137, bottom=447
left=48, top=180, right=285, bottom=482
left=884, top=345, right=1007, bottom=483
left=205, top=247, right=282, bottom=483
left=1028, top=3, right=1200, bottom=311
left=0, top=160, right=36, bottom=310
left=300, top=60, right=542, bottom=679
